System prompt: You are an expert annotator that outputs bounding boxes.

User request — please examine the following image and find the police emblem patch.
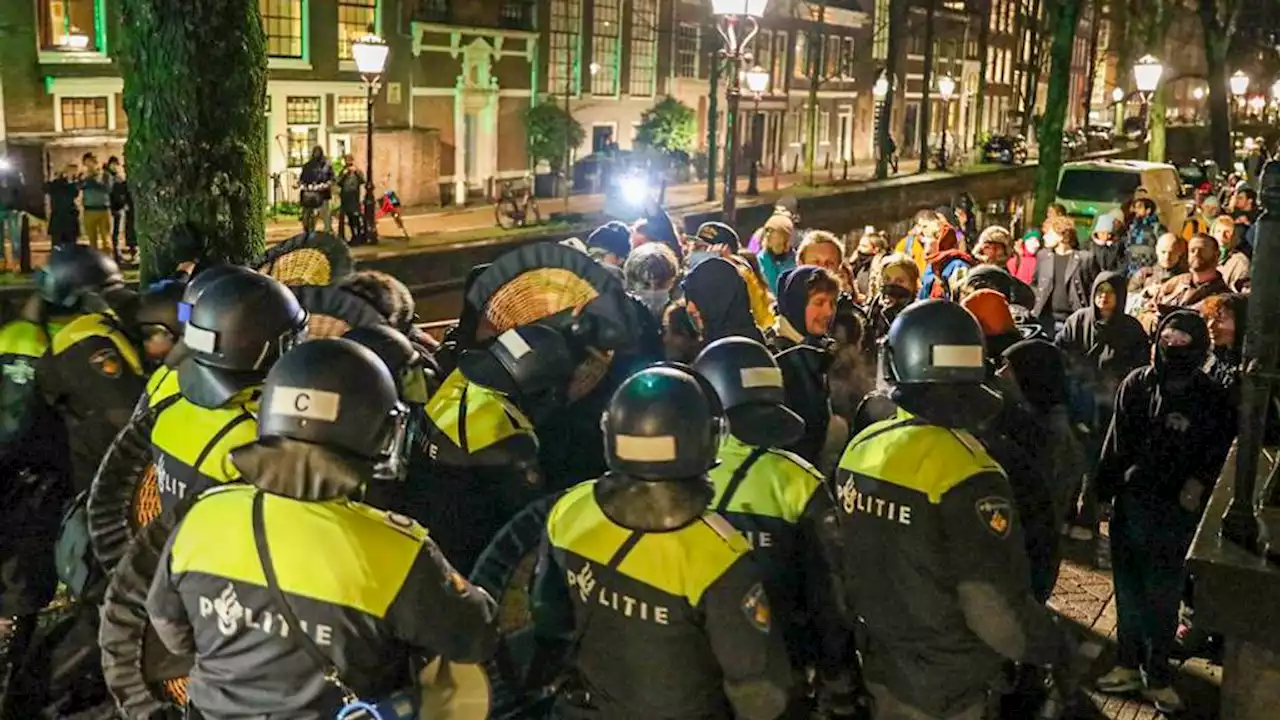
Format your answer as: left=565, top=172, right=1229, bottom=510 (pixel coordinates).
left=975, top=496, right=1013, bottom=538
left=741, top=583, right=771, bottom=634
left=89, top=348, right=122, bottom=378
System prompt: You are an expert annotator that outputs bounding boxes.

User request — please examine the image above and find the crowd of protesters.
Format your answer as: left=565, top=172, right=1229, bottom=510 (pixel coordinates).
left=40, top=152, right=134, bottom=264
left=565, top=166, right=1263, bottom=714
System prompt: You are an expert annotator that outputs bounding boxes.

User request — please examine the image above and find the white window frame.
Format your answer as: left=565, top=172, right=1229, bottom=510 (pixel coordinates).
left=264, top=0, right=312, bottom=70
left=818, top=109, right=831, bottom=145
left=37, top=0, right=111, bottom=65
left=628, top=0, right=659, bottom=97
left=55, top=94, right=114, bottom=133
left=337, top=0, right=381, bottom=72
left=674, top=22, right=700, bottom=79
left=49, top=77, right=122, bottom=133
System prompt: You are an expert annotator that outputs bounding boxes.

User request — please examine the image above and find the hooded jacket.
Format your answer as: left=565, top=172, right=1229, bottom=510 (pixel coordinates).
left=683, top=257, right=767, bottom=345
left=1094, top=312, right=1237, bottom=508
left=1055, top=272, right=1150, bottom=395
left=1007, top=236, right=1039, bottom=286
left=774, top=266, right=834, bottom=466
left=919, top=226, right=974, bottom=300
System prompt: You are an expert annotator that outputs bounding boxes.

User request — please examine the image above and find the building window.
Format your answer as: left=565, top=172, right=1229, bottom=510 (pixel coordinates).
left=286, top=128, right=319, bottom=167
left=942, top=0, right=965, bottom=10
left=60, top=96, right=108, bottom=131
left=794, top=32, right=807, bottom=78
left=873, top=0, right=889, bottom=60
left=261, top=0, right=304, bottom=58
left=907, top=30, right=924, bottom=56
left=841, top=37, right=855, bottom=77
left=628, top=0, right=658, bottom=97
left=755, top=30, right=773, bottom=81
left=675, top=23, right=699, bottom=79
left=336, top=96, right=368, bottom=124
left=819, top=110, right=831, bottom=144
left=824, top=36, right=842, bottom=78
left=791, top=105, right=806, bottom=144
left=40, top=0, right=101, bottom=52
left=499, top=0, right=532, bottom=29
left=771, top=32, right=787, bottom=89
left=286, top=96, right=321, bottom=124
left=338, top=0, right=376, bottom=60
left=549, top=0, right=582, bottom=95
left=591, top=0, right=621, bottom=95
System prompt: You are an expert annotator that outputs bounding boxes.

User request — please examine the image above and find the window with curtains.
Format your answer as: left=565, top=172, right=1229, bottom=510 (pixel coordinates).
left=824, top=35, right=841, bottom=78
left=261, top=0, right=304, bottom=58
left=60, top=97, right=108, bottom=131
left=338, top=0, right=376, bottom=60
left=590, top=0, right=621, bottom=95
left=675, top=23, right=699, bottom=78
left=39, top=0, right=100, bottom=51
left=548, top=0, right=582, bottom=95
left=755, top=30, right=773, bottom=78
left=628, top=0, right=658, bottom=96
left=771, top=32, right=787, bottom=89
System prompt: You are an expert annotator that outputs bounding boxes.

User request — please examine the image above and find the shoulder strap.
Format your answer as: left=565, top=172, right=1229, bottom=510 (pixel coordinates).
left=193, top=410, right=255, bottom=477
left=714, top=448, right=768, bottom=514
left=251, top=491, right=360, bottom=705
left=457, top=383, right=470, bottom=455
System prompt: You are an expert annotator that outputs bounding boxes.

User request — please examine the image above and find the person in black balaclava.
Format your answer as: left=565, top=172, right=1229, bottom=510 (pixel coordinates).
left=773, top=265, right=840, bottom=466
left=680, top=256, right=765, bottom=346
left=1055, top=271, right=1149, bottom=541
left=1093, top=310, right=1236, bottom=715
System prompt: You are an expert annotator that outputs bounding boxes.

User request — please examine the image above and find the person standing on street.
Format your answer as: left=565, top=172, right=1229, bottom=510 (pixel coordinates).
left=0, top=158, right=25, bottom=272
left=1032, top=216, right=1093, bottom=332
left=834, top=300, right=1075, bottom=720
left=298, top=146, right=334, bottom=235
left=79, top=154, right=113, bottom=253
left=44, top=162, right=81, bottom=248
left=336, top=153, right=367, bottom=245
left=105, top=157, right=134, bottom=264
left=1093, top=310, right=1236, bottom=715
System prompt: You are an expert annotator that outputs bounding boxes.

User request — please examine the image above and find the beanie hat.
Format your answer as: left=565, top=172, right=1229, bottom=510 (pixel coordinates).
left=962, top=289, right=1016, bottom=338
left=1093, top=213, right=1117, bottom=235
left=763, top=212, right=795, bottom=237
left=587, top=221, right=633, bottom=260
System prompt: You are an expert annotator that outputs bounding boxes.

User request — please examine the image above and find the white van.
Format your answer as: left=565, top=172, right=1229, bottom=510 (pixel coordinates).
left=1054, top=159, right=1188, bottom=240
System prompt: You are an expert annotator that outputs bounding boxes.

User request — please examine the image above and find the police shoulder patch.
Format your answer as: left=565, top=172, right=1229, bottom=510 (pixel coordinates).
left=383, top=510, right=429, bottom=541
left=740, top=582, right=771, bottom=634
left=975, top=496, right=1013, bottom=539
left=89, top=348, right=123, bottom=378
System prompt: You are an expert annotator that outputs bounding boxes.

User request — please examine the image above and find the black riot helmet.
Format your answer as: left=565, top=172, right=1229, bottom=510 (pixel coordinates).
left=178, top=264, right=257, bottom=325
left=178, top=272, right=308, bottom=408
left=694, top=336, right=804, bottom=449
left=135, top=281, right=187, bottom=343
left=602, top=365, right=726, bottom=481
left=257, top=338, right=409, bottom=479
left=457, top=323, right=576, bottom=407
left=882, top=299, right=1001, bottom=427
left=35, top=244, right=123, bottom=310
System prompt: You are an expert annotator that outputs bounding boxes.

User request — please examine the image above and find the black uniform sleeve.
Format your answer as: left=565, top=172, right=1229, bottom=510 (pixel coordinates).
left=1094, top=369, right=1147, bottom=503
left=145, top=523, right=196, bottom=657
left=530, top=540, right=575, bottom=641
left=40, top=335, right=145, bottom=456
left=383, top=538, right=499, bottom=663
left=798, top=488, right=855, bottom=666
left=699, top=556, right=793, bottom=720
left=940, top=470, right=1068, bottom=668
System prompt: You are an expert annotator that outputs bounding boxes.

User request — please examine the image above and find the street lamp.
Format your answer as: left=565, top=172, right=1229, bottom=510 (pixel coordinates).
left=1133, top=55, right=1164, bottom=98
left=711, top=0, right=769, bottom=226
left=1230, top=70, right=1251, bottom=98
left=743, top=65, right=769, bottom=196
left=352, top=30, right=389, bottom=245
left=936, top=75, right=955, bottom=171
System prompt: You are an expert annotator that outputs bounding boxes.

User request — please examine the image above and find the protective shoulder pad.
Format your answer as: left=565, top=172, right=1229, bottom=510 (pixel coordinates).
left=701, top=512, right=750, bottom=554
left=349, top=502, right=430, bottom=543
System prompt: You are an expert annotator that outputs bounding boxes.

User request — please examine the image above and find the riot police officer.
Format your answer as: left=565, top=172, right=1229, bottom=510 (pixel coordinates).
left=146, top=338, right=498, bottom=719
left=533, top=365, right=793, bottom=720
left=834, top=300, right=1072, bottom=719
left=694, top=336, right=855, bottom=716
left=415, top=323, right=575, bottom=573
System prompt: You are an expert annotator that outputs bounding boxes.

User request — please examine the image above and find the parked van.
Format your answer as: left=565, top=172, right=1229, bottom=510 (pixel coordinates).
left=1054, top=159, right=1187, bottom=238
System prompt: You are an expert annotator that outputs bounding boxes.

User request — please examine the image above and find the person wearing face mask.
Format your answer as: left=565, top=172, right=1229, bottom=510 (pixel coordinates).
left=894, top=209, right=944, bottom=276
left=623, top=242, right=680, bottom=322
left=867, top=253, right=919, bottom=342
left=774, top=266, right=840, bottom=466
left=681, top=257, right=767, bottom=346
left=1007, top=230, right=1041, bottom=286
left=849, top=229, right=889, bottom=302
left=1093, top=311, right=1236, bottom=715
left=1145, top=233, right=1229, bottom=334
left=585, top=221, right=632, bottom=271
left=1032, top=216, right=1093, bottom=331
left=1128, top=233, right=1188, bottom=318
left=417, top=323, right=578, bottom=574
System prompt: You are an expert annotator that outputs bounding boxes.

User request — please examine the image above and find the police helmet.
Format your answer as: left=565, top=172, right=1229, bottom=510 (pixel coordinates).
left=602, top=365, right=726, bottom=481
left=35, top=244, right=122, bottom=309
left=178, top=264, right=257, bottom=325
left=883, top=299, right=1001, bottom=425
left=257, top=338, right=409, bottom=479
left=178, top=272, right=308, bottom=409
left=694, top=337, right=803, bottom=449
left=343, top=325, right=418, bottom=387
left=458, top=323, right=576, bottom=404
left=135, top=281, right=187, bottom=342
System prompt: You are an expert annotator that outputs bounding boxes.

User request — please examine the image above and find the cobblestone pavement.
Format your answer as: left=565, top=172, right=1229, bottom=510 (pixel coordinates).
left=1048, top=533, right=1221, bottom=719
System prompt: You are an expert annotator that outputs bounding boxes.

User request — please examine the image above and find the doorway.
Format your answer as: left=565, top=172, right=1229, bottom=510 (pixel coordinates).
left=837, top=110, right=852, bottom=162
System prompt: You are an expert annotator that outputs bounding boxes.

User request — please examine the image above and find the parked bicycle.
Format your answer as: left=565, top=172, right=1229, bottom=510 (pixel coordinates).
left=493, top=176, right=540, bottom=230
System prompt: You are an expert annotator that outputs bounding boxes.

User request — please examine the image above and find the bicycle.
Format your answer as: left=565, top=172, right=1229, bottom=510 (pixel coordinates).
left=493, top=176, right=540, bottom=230
left=376, top=188, right=410, bottom=241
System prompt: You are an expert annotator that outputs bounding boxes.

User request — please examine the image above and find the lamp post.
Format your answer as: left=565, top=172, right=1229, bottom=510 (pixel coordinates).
left=743, top=65, right=769, bottom=196
left=352, top=31, right=389, bottom=245
left=1230, top=70, right=1250, bottom=124
left=873, top=72, right=889, bottom=171
left=1132, top=54, right=1163, bottom=140
left=936, top=75, right=955, bottom=171
left=710, top=0, right=768, bottom=227
left=1112, top=86, right=1125, bottom=130
left=1271, top=80, right=1280, bottom=124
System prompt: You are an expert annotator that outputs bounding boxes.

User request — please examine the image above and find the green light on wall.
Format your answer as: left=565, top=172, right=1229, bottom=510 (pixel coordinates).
left=44, top=76, right=56, bottom=95
left=95, top=0, right=108, bottom=54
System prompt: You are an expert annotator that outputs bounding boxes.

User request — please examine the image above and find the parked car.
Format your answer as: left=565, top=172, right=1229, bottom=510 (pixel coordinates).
left=982, top=134, right=1029, bottom=164
left=1054, top=159, right=1188, bottom=240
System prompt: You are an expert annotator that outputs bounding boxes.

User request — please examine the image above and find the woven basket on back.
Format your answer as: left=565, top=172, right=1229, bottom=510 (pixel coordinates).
left=255, top=232, right=354, bottom=287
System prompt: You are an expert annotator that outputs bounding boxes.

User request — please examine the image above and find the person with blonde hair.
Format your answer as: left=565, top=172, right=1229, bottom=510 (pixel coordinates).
left=797, top=230, right=853, bottom=292
left=867, top=253, right=920, bottom=341
left=850, top=228, right=890, bottom=302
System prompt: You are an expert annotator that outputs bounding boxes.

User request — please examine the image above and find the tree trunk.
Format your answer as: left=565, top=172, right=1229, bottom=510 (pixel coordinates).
left=806, top=4, right=826, bottom=185
left=1032, top=0, right=1083, bottom=224
left=1022, top=0, right=1044, bottom=137
left=973, top=0, right=992, bottom=146
left=1147, top=84, right=1168, bottom=162
left=119, top=0, right=268, bottom=284
left=919, top=0, right=937, bottom=173
left=875, top=0, right=907, bottom=179
left=1198, top=0, right=1237, bottom=169
left=1081, top=0, right=1102, bottom=130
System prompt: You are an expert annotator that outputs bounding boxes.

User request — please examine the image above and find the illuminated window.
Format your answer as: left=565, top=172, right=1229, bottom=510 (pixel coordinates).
left=39, top=0, right=99, bottom=52
left=261, top=0, right=304, bottom=59
left=338, top=0, right=376, bottom=60
left=794, top=32, right=807, bottom=78
left=675, top=23, right=699, bottom=79
left=549, top=0, right=582, bottom=95
left=819, top=111, right=831, bottom=144
left=287, top=128, right=319, bottom=167
left=628, top=0, right=658, bottom=97
left=771, top=32, right=787, bottom=88
left=60, top=96, right=108, bottom=131
left=942, top=0, right=965, bottom=10
left=872, top=0, right=889, bottom=60
left=336, top=96, right=368, bottom=124
left=824, top=36, right=842, bottom=78
left=591, top=0, right=620, bottom=95
left=286, top=96, right=321, bottom=124
left=285, top=96, right=321, bottom=167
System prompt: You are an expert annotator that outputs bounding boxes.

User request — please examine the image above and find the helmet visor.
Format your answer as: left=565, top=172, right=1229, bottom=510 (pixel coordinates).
left=372, top=402, right=411, bottom=482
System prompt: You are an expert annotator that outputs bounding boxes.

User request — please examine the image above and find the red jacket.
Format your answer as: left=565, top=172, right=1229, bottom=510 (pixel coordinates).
left=1008, top=245, right=1037, bottom=286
